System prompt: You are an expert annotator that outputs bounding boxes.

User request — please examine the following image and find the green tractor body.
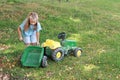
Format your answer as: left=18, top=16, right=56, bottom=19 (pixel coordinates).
left=62, top=40, right=77, bottom=47
left=61, top=40, right=77, bottom=55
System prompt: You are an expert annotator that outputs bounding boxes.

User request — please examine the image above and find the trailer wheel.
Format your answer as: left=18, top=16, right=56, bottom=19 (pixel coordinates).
left=73, top=48, right=82, bottom=57
left=19, top=54, right=24, bottom=67
left=52, top=48, right=64, bottom=62
left=41, top=56, right=48, bottom=68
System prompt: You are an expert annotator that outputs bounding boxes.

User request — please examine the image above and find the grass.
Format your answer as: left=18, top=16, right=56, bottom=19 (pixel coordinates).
left=0, top=0, right=120, bottom=80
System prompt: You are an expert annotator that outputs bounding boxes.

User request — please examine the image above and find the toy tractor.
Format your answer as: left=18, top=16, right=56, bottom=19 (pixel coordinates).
left=43, top=32, right=82, bottom=62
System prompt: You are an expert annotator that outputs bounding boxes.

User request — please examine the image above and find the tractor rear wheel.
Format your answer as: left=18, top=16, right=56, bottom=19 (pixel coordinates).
left=73, top=48, right=82, bottom=57
left=51, top=48, right=64, bottom=62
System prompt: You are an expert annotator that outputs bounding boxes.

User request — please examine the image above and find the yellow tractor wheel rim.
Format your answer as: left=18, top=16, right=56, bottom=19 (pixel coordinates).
left=77, top=50, right=81, bottom=57
left=56, top=52, right=61, bottom=58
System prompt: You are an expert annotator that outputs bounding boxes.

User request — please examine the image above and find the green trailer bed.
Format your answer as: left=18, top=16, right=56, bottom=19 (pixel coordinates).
left=20, top=46, right=44, bottom=67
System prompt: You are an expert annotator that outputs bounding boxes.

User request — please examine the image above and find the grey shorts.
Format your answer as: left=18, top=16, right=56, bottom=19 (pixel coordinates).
left=23, top=31, right=37, bottom=44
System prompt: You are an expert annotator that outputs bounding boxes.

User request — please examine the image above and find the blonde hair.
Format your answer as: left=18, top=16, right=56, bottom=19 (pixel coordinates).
left=24, top=12, right=39, bottom=31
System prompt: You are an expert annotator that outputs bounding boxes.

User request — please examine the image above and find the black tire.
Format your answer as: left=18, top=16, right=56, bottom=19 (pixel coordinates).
left=19, top=54, right=23, bottom=67
left=41, top=56, right=48, bottom=68
left=73, top=48, right=82, bottom=57
left=51, top=48, right=64, bottom=62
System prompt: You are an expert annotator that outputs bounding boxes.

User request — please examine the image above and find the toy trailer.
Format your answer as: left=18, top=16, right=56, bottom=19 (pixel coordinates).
left=20, top=46, right=47, bottom=68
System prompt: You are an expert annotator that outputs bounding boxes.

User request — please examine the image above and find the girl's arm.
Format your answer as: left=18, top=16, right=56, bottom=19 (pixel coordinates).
left=36, top=32, right=40, bottom=45
left=36, top=22, right=42, bottom=45
left=17, top=27, right=23, bottom=41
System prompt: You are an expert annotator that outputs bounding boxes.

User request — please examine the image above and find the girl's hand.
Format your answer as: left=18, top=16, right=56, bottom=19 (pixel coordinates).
left=37, top=41, right=40, bottom=45
left=19, top=37, right=23, bottom=41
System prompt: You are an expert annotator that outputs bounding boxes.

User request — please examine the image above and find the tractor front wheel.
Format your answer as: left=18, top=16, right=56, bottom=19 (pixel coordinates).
left=73, top=48, right=82, bottom=57
left=51, top=48, right=64, bottom=62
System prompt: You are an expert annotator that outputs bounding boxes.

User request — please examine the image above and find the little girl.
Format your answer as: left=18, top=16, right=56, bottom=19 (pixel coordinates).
left=17, top=12, right=42, bottom=46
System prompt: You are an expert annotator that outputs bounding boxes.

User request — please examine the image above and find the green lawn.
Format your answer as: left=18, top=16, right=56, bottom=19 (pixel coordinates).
left=0, top=0, right=120, bottom=80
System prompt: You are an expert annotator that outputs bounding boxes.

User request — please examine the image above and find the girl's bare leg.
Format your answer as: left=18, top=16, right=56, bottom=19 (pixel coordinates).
left=31, top=43, right=37, bottom=46
left=25, top=43, right=31, bottom=46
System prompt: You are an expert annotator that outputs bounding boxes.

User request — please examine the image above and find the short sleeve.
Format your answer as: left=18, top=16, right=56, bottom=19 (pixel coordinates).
left=37, top=22, right=42, bottom=32
left=19, top=19, right=27, bottom=30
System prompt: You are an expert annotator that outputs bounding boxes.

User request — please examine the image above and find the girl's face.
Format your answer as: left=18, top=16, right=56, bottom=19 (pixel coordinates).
left=29, top=16, right=37, bottom=25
